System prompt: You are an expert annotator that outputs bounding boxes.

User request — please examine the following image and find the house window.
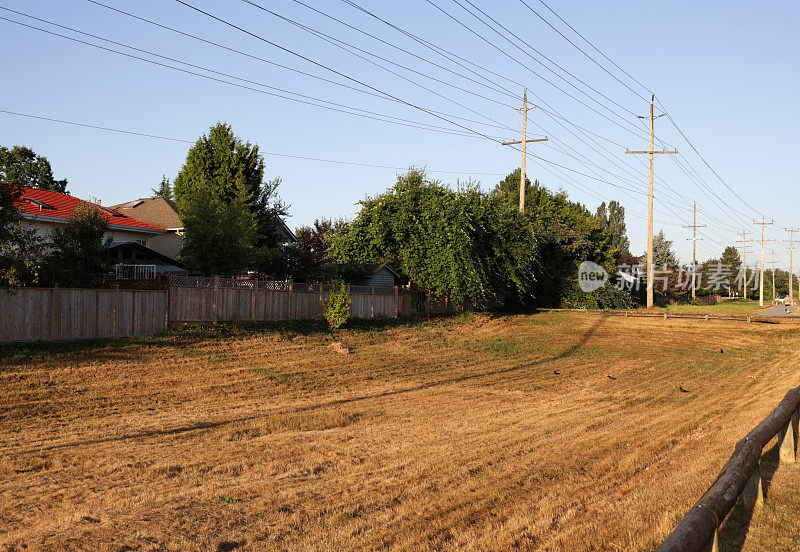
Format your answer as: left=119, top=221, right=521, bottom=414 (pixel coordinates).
left=136, top=239, right=148, bottom=247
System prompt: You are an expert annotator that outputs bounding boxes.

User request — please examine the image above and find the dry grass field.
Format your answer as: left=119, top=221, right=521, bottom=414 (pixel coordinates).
left=2, top=312, right=800, bottom=552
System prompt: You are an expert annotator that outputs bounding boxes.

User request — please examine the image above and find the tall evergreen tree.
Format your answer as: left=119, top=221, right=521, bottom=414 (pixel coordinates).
left=596, top=201, right=630, bottom=255
left=719, top=245, right=742, bottom=291
left=651, top=230, right=678, bottom=267
left=151, top=175, right=173, bottom=200
left=173, top=123, right=286, bottom=275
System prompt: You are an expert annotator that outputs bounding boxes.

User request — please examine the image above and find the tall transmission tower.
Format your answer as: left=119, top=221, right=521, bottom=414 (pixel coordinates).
left=501, top=87, right=547, bottom=213
left=753, top=217, right=776, bottom=307
left=683, top=201, right=705, bottom=299
left=786, top=228, right=798, bottom=305
left=740, top=230, right=752, bottom=300
left=626, top=94, right=677, bottom=308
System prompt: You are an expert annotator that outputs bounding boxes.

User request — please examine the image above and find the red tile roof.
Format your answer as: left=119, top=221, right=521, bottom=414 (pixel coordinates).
left=14, top=188, right=165, bottom=232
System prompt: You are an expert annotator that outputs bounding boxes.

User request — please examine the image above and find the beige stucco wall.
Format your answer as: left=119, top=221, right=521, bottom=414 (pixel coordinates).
left=20, top=218, right=164, bottom=251
left=148, top=231, right=183, bottom=260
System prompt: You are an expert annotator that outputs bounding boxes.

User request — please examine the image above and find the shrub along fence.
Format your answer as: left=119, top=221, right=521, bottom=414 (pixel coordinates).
left=0, top=277, right=400, bottom=344
left=656, top=386, right=800, bottom=552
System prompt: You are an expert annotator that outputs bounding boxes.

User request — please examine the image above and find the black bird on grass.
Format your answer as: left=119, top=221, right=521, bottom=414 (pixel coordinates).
left=553, top=370, right=560, bottom=375
left=607, top=375, right=616, bottom=381
left=680, top=386, right=690, bottom=393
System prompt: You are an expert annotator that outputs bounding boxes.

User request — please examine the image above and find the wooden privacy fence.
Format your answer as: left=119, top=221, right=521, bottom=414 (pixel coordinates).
left=0, top=278, right=400, bottom=343
left=0, top=285, right=167, bottom=343
left=656, top=386, right=800, bottom=552
left=166, top=277, right=398, bottom=324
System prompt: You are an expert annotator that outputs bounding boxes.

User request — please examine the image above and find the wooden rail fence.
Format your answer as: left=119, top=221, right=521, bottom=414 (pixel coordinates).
left=537, top=308, right=799, bottom=324
left=656, top=386, right=800, bottom=552
left=0, top=278, right=399, bottom=344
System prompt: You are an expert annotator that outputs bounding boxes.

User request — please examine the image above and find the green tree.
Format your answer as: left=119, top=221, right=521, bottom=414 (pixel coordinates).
left=719, top=245, right=741, bottom=291
left=284, top=217, right=348, bottom=281
left=43, top=204, right=112, bottom=287
left=179, top=179, right=257, bottom=276
left=597, top=200, right=630, bottom=255
left=651, top=230, right=678, bottom=267
left=0, top=181, right=41, bottom=286
left=173, top=123, right=287, bottom=275
left=494, top=171, right=622, bottom=308
left=494, top=168, right=542, bottom=212
left=151, top=175, right=173, bottom=200
left=330, top=168, right=538, bottom=305
left=0, top=145, right=68, bottom=193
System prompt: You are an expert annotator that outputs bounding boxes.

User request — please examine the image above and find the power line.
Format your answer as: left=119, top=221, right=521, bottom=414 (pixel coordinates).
left=0, top=108, right=509, bottom=176
left=173, top=0, right=501, bottom=143
left=422, top=0, right=653, bottom=143
left=523, top=0, right=652, bottom=98
left=239, top=1, right=521, bottom=134
left=287, top=0, right=519, bottom=102
left=0, top=12, right=506, bottom=139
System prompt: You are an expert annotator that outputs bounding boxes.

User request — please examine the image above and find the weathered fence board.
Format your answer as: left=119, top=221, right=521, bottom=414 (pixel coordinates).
left=0, top=287, right=167, bottom=343
left=2, top=281, right=402, bottom=344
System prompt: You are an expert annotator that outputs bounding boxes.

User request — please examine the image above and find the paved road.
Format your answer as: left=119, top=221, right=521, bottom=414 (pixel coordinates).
left=760, top=304, right=799, bottom=317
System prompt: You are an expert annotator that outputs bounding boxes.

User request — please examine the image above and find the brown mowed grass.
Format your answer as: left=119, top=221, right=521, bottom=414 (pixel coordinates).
left=1, top=313, right=799, bottom=552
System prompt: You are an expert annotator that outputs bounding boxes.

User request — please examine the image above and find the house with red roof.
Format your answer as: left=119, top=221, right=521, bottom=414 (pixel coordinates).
left=15, top=188, right=186, bottom=276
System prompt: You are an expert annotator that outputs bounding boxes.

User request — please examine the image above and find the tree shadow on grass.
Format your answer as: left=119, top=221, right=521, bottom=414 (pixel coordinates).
left=0, top=316, right=435, bottom=363
left=6, top=315, right=609, bottom=456
left=717, top=438, right=782, bottom=552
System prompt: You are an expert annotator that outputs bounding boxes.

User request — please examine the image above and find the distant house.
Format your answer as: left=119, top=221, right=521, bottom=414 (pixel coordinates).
left=357, top=263, right=402, bottom=287
left=112, top=197, right=184, bottom=260
left=15, top=188, right=184, bottom=278
left=16, top=188, right=167, bottom=248
left=112, top=196, right=299, bottom=256
left=319, top=262, right=403, bottom=287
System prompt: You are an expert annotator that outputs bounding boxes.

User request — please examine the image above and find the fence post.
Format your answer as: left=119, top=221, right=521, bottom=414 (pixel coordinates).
left=288, top=280, right=294, bottom=320
left=213, top=276, right=219, bottom=324
left=113, top=284, right=119, bottom=338
left=394, top=285, right=399, bottom=318
left=346, top=283, right=351, bottom=317
left=252, top=278, right=258, bottom=322
left=371, top=285, right=375, bottom=318
left=742, top=465, right=764, bottom=508
left=51, top=284, right=59, bottom=342
left=779, top=408, right=799, bottom=464
left=165, top=277, right=171, bottom=329
left=703, top=530, right=719, bottom=552
left=95, top=289, right=101, bottom=338
left=319, top=282, right=324, bottom=314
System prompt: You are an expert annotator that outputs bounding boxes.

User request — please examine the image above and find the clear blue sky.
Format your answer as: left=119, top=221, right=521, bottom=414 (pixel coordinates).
left=2, top=0, right=798, bottom=267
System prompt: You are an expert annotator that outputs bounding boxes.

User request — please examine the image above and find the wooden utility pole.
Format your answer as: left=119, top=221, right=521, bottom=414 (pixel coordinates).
left=785, top=228, right=798, bottom=305
left=683, top=201, right=705, bottom=299
left=625, top=94, right=678, bottom=308
left=740, top=230, right=752, bottom=300
left=771, top=249, right=776, bottom=302
left=753, top=217, right=776, bottom=307
left=502, top=87, right=548, bottom=212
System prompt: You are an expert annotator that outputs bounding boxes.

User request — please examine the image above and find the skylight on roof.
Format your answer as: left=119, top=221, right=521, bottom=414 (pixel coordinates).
left=98, top=206, right=126, bottom=217
left=22, top=197, right=56, bottom=210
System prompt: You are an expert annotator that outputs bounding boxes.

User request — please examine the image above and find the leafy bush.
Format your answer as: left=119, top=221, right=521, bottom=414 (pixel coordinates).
left=559, top=282, right=639, bottom=310
left=323, top=278, right=351, bottom=329
left=330, top=169, right=538, bottom=306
